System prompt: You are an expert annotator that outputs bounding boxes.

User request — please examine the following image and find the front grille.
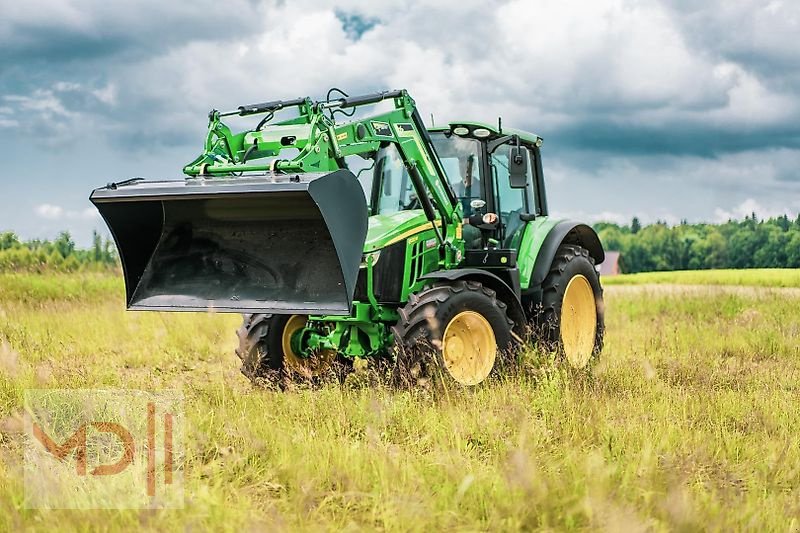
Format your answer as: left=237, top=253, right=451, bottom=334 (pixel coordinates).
left=353, top=240, right=406, bottom=303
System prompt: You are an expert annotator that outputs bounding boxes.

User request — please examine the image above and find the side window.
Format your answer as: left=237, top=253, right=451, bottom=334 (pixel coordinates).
left=344, top=154, right=374, bottom=206
left=490, top=151, right=526, bottom=226
left=492, top=146, right=541, bottom=246
left=375, top=143, right=414, bottom=214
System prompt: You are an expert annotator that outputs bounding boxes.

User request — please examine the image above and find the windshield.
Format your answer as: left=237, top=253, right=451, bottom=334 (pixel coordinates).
left=431, top=133, right=483, bottom=216
left=351, top=134, right=485, bottom=217
left=375, top=143, right=416, bottom=213
left=350, top=143, right=418, bottom=216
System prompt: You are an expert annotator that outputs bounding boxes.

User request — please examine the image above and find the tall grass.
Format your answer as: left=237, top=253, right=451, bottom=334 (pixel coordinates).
left=1, top=273, right=799, bottom=530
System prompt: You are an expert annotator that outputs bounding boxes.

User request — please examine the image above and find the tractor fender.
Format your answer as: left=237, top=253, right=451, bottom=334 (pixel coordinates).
left=530, top=221, right=605, bottom=289
left=419, top=268, right=527, bottom=330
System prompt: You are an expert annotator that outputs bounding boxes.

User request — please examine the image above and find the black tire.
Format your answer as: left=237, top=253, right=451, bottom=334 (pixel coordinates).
left=236, top=313, right=286, bottom=385
left=235, top=314, right=345, bottom=386
left=538, top=244, right=604, bottom=367
left=392, top=280, right=515, bottom=387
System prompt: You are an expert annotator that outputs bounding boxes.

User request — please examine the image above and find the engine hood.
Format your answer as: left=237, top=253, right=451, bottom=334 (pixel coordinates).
left=364, top=210, right=439, bottom=252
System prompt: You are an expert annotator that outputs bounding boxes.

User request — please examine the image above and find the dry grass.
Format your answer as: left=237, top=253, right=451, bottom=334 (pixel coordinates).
left=1, top=273, right=799, bottom=530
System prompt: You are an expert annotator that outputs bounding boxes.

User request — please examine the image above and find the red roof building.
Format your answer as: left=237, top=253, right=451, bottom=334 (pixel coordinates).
left=598, top=251, right=621, bottom=276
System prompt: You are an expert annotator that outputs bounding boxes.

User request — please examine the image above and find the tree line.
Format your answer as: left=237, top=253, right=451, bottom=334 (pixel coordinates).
left=0, top=231, right=118, bottom=273
left=595, top=213, right=800, bottom=273
left=2, top=213, right=800, bottom=274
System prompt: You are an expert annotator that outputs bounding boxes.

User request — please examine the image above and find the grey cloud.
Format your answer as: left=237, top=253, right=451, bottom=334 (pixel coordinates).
left=4, top=0, right=799, bottom=161
left=544, top=119, right=800, bottom=157
left=663, top=1, right=800, bottom=84
left=0, top=0, right=274, bottom=72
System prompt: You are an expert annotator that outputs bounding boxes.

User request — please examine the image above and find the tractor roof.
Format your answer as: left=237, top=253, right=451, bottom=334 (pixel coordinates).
left=429, top=121, right=542, bottom=146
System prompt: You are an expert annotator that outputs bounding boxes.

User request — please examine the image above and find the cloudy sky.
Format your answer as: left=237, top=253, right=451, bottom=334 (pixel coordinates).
left=1, top=0, right=799, bottom=245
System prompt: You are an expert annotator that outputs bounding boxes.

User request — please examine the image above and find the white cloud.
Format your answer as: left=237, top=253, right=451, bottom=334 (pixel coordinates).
left=34, top=204, right=99, bottom=221
left=2, top=81, right=119, bottom=143
left=78, top=208, right=100, bottom=220
left=555, top=197, right=800, bottom=226
left=76, top=0, right=794, bottom=155
left=53, top=81, right=82, bottom=92
left=0, top=105, right=15, bottom=126
left=5, top=0, right=799, bottom=151
left=713, top=198, right=798, bottom=222
left=91, top=83, right=117, bottom=105
left=552, top=208, right=681, bottom=226
left=4, top=89, right=73, bottom=117
left=35, top=204, right=64, bottom=219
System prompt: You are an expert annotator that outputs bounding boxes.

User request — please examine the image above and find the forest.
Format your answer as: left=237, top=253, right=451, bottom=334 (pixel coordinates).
left=0, top=231, right=117, bottom=272
left=596, top=213, right=800, bottom=273
left=2, top=212, right=800, bottom=273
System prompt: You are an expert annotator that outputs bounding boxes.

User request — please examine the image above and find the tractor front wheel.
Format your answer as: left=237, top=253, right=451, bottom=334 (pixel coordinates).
left=236, top=314, right=337, bottom=386
left=392, top=280, right=514, bottom=387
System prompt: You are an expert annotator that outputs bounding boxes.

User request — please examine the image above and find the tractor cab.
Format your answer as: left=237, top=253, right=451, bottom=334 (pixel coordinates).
left=347, top=121, right=548, bottom=252
left=429, top=122, right=548, bottom=250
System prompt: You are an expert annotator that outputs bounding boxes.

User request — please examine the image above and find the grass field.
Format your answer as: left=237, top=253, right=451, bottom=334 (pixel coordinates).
left=1, top=271, right=799, bottom=530
left=603, top=268, right=800, bottom=288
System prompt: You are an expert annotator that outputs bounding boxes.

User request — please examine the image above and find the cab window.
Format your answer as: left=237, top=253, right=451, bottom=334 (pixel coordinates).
left=345, top=153, right=375, bottom=206
left=431, top=135, right=483, bottom=217
left=373, top=143, right=416, bottom=214
left=490, top=148, right=534, bottom=245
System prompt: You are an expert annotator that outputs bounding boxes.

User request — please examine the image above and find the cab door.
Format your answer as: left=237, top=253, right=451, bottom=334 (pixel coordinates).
left=486, top=145, right=537, bottom=248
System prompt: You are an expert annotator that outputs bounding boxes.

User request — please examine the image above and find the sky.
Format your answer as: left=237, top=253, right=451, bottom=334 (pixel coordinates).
left=1, top=0, right=799, bottom=246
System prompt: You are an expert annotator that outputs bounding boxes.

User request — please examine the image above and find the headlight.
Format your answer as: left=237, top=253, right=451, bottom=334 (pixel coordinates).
left=360, top=250, right=381, bottom=268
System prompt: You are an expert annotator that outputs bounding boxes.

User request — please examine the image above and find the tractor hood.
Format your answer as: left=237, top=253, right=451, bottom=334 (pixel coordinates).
left=364, top=210, right=437, bottom=252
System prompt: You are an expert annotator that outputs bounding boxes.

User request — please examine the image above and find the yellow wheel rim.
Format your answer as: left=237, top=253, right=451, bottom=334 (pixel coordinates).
left=442, top=311, right=497, bottom=385
left=281, top=315, right=336, bottom=378
left=560, top=274, right=597, bottom=368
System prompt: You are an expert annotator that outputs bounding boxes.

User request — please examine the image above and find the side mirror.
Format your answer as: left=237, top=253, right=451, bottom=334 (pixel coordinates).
left=509, top=146, right=529, bottom=189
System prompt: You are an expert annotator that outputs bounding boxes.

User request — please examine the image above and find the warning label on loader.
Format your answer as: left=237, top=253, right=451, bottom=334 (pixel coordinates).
left=370, top=121, right=392, bottom=137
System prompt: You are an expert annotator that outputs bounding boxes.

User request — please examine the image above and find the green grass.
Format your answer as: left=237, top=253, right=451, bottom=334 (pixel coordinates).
left=603, top=268, right=800, bottom=287
left=1, top=272, right=799, bottom=530
left=0, top=272, right=123, bottom=305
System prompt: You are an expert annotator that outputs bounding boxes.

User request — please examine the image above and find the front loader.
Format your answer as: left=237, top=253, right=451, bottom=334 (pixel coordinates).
left=92, top=89, right=605, bottom=386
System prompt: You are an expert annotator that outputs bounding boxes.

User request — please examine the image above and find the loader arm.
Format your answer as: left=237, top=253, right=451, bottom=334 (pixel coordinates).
left=92, top=89, right=464, bottom=315
left=182, top=90, right=461, bottom=233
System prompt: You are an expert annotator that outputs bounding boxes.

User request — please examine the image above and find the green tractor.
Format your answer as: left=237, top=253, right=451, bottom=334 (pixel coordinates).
left=91, top=89, right=605, bottom=386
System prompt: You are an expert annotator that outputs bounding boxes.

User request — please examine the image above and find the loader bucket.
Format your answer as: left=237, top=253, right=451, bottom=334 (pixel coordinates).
left=90, top=170, right=368, bottom=315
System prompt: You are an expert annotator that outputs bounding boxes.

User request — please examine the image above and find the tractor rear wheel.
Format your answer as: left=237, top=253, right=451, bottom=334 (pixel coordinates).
left=236, top=314, right=337, bottom=385
left=392, top=280, right=514, bottom=387
left=539, top=244, right=604, bottom=368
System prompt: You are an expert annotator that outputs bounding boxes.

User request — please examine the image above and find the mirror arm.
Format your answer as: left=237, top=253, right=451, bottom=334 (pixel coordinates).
left=487, top=134, right=519, bottom=154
